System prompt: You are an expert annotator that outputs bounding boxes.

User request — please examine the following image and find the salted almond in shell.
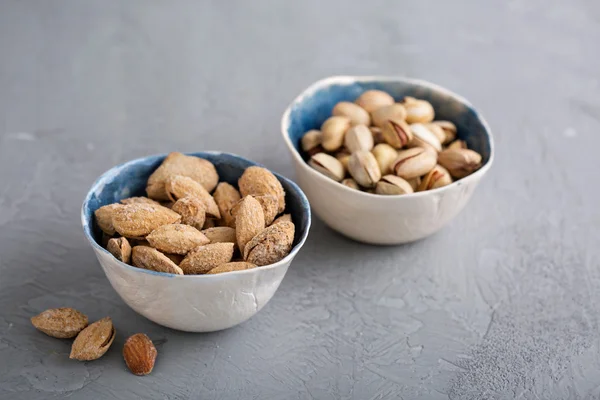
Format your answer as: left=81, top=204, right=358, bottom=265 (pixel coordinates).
left=213, top=182, right=241, bottom=227
left=238, top=166, right=286, bottom=214
left=31, top=308, right=88, bottom=339
left=94, top=204, right=123, bottom=236
left=235, top=196, right=265, bottom=254
left=123, top=333, right=157, bottom=376
left=171, top=196, right=206, bottom=230
left=146, top=224, right=209, bottom=255
left=120, top=197, right=160, bottom=206
left=112, top=203, right=181, bottom=238
left=164, top=175, right=220, bottom=218
left=244, top=221, right=295, bottom=266
left=70, top=317, right=115, bottom=361
left=132, top=246, right=184, bottom=275
left=107, top=237, right=132, bottom=264
left=207, top=262, right=256, bottom=275
left=201, top=226, right=236, bottom=245
left=146, top=152, right=219, bottom=200
left=271, top=214, right=292, bottom=226
left=179, top=243, right=235, bottom=274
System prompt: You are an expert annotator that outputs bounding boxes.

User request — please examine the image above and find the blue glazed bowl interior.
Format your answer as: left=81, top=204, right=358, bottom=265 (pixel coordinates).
left=285, top=79, right=492, bottom=165
left=82, top=152, right=310, bottom=257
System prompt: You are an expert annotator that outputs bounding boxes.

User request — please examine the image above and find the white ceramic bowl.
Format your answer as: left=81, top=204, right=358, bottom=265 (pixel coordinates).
left=82, top=152, right=311, bottom=332
left=281, top=76, right=494, bottom=245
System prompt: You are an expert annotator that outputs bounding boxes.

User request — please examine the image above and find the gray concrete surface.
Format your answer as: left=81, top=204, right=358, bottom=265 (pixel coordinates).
left=1, top=0, right=599, bottom=399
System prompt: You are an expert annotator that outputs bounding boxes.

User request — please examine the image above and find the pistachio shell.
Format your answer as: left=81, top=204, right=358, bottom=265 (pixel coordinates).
left=321, top=116, right=351, bottom=152
left=375, top=175, right=414, bottom=195
left=309, top=153, right=345, bottom=182
left=371, top=143, right=398, bottom=175
left=431, top=120, right=457, bottom=144
left=301, top=130, right=323, bottom=152
left=146, top=152, right=219, bottom=200
left=408, top=123, right=442, bottom=152
left=332, top=101, right=371, bottom=125
left=417, top=165, right=453, bottom=191
left=370, top=126, right=385, bottom=144
left=382, top=119, right=413, bottom=149
left=344, top=124, right=374, bottom=152
left=392, top=147, right=438, bottom=179
left=355, top=90, right=395, bottom=113
left=371, top=104, right=407, bottom=128
left=348, top=151, right=381, bottom=188
left=438, top=148, right=482, bottom=178
left=447, top=139, right=468, bottom=150
left=403, top=96, right=435, bottom=123
left=341, top=178, right=360, bottom=190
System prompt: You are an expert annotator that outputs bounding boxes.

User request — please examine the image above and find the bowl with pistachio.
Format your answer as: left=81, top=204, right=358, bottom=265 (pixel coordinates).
left=82, top=152, right=310, bottom=332
left=281, top=76, right=494, bottom=244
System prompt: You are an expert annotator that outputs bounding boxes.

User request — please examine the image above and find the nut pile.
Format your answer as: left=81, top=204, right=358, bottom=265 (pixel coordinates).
left=31, top=307, right=156, bottom=375
left=302, top=90, right=483, bottom=194
left=95, top=152, right=295, bottom=274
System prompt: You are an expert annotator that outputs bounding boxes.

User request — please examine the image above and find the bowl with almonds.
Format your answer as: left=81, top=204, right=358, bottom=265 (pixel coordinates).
left=281, top=76, right=494, bottom=244
left=82, top=152, right=311, bottom=332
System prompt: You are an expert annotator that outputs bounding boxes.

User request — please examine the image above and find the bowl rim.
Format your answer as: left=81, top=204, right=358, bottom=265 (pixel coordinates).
left=81, top=151, right=312, bottom=279
left=280, top=75, right=495, bottom=199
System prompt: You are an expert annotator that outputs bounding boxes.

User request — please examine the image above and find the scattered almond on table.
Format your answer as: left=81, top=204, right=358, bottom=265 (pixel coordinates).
left=94, top=153, right=296, bottom=274
left=302, top=90, right=483, bottom=194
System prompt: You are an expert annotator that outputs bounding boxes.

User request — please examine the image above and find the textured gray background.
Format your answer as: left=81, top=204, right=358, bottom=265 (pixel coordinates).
left=1, top=0, right=599, bottom=399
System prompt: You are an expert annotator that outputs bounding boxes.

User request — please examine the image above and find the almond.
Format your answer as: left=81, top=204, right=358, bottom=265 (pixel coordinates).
left=146, top=152, right=219, bottom=200
left=123, top=333, right=157, bottom=376
left=120, top=197, right=160, bottom=206
left=238, top=166, right=286, bottom=214
left=235, top=196, right=265, bottom=254
left=213, top=182, right=241, bottom=227
left=164, top=175, right=220, bottom=218
left=132, top=246, right=184, bottom=275
left=207, top=262, right=256, bottom=274
left=244, top=221, right=295, bottom=266
left=201, top=227, right=236, bottom=245
left=271, top=213, right=292, bottom=226
left=230, top=195, right=278, bottom=226
left=70, top=317, right=115, bottom=361
left=112, top=203, right=181, bottom=238
left=146, top=224, right=209, bottom=255
left=107, top=237, right=132, bottom=264
left=171, top=196, right=206, bottom=230
left=31, top=308, right=88, bottom=339
left=94, top=204, right=123, bottom=236
left=179, top=243, right=234, bottom=274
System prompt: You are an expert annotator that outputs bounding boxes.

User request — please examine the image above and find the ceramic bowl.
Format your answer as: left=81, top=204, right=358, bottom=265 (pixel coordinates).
left=81, top=152, right=311, bottom=332
left=281, top=76, right=494, bottom=245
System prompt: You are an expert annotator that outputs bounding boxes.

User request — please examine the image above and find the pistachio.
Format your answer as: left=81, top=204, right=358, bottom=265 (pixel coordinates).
left=447, top=139, right=467, bottom=150
left=406, top=177, right=421, bottom=191
left=392, top=147, right=437, bottom=179
left=431, top=120, right=457, bottom=144
left=344, top=124, right=374, bottom=152
left=348, top=151, right=381, bottom=188
left=335, top=150, right=351, bottom=172
left=371, top=104, right=407, bottom=128
left=438, top=148, right=482, bottom=178
left=418, top=165, right=453, bottom=191
left=403, top=96, right=435, bottom=123
left=341, top=178, right=360, bottom=190
left=382, top=119, right=413, bottom=149
left=375, top=175, right=414, bottom=195
left=355, top=90, right=395, bottom=113
left=424, top=123, right=447, bottom=144
left=408, top=123, right=442, bottom=152
left=370, top=126, right=385, bottom=144
left=332, top=101, right=371, bottom=126
left=301, top=130, right=323, bottom=153
left=321, top=116, right=351, bottom=152
left=309, top=153, right=345, bottom=182
left=371, top=143, right=398, bottom=175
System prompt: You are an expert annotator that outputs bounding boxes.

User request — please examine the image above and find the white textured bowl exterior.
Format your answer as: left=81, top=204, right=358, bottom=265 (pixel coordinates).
left=292, top=156, right=481, bottom=244
left=282, top=76, right=494, bottom=244
left=94, top=246, right=291, bottom=332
